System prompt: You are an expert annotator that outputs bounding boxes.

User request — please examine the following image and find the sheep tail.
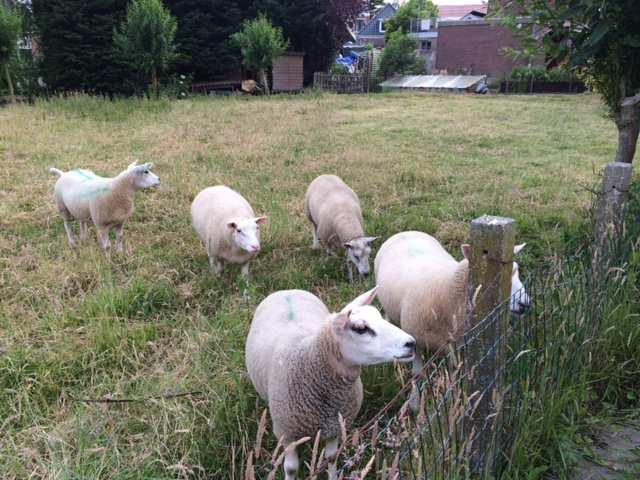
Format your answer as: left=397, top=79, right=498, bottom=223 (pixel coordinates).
left=49, top=167, right=64, bottom=177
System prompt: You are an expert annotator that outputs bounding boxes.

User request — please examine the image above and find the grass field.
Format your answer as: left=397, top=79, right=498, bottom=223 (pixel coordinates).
left=0, top=92, right=619, bottom=478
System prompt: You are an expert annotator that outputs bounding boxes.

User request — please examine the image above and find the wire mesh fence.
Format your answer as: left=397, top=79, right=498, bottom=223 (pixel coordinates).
left=244, top=167, right=637, bottom=480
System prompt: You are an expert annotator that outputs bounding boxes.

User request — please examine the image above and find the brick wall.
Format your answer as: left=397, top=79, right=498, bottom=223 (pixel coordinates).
left=273, top=53, right=304, bottom=92
left=436, top=21, right=527, bottom=79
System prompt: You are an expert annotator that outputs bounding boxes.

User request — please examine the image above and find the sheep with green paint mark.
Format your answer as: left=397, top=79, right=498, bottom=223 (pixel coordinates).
left=246, top=287, right=415, bottom=480
left=49, top=161, right=160, bottom=252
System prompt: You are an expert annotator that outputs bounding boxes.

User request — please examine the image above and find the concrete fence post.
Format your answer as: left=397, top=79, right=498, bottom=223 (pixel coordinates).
left=593, top=162, right=633, bottom=276
left=464, top=215, right=516, bottom=477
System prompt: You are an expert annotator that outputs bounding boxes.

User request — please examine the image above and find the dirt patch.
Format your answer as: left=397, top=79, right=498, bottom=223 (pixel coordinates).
left=573, top=421, right=640, bottom=479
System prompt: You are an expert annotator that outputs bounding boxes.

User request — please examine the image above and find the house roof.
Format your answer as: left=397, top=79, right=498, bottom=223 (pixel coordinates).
left=357, top=4, right=397, bottom=37
left=438, top=4, right=488, bottom=20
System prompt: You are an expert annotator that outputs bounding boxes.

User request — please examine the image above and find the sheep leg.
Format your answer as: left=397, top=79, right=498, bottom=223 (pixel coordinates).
left=79, top=220, right=88, bottom=241
left=115, top=224, right=125, bottom=253
left=208, top=256, right=223, bottom=276
left=311, top=222, right=320, bottom=250
left=59, top=210, right=77, bottom=247
left=283, top=444, right=299, bottom=480
left=409, top=354, right=425, bottom=413
left=325, top=437, right=339, bottom=480
left=241, top=262, right=250, bottom=279
left=96, top=226, right=111, bottom=253
left=346, top=258, right=354, bottom=283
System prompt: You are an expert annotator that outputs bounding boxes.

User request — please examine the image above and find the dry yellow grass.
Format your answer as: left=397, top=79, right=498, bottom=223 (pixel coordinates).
left=0, top=91, right=615, bottom=478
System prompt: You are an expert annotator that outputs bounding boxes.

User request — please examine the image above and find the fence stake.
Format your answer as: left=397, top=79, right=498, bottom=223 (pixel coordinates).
left=464, top=215, right=516, bottom=478
left=593, top=162, right=633, bottom=277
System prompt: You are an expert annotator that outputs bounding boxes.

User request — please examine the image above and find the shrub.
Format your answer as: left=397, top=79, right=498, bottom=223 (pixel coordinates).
left=378, top=31, right=426, bottom=80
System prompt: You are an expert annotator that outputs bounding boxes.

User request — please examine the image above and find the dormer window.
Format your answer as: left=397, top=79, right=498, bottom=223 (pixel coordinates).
left=379, top=20, right=385, bottom=33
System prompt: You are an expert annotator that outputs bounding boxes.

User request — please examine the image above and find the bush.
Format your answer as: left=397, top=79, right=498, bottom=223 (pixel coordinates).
left=161, top=73, right=192, bottom=99
left=329, top=63, right=349, bottom=75
left=510, top=65, right=578, bottom=82
left=378, top=31, right=426, bottom=80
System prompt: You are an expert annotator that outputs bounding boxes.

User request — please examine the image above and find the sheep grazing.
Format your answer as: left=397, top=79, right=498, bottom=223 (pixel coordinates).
left=49, top=161, right=160, bottom=252
left=374, top=231, right=529, bottom=407
left=246, top=287, right=415, bottom=480
left=190, top=185, right=267, bottom=278
left=304, top=174, right=378, bottom=281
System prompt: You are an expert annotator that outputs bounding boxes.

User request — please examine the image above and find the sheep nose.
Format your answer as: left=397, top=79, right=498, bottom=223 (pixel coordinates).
left=361, top=271, right=370, bottom=278
left=251, top=245, right=261, bottom=252
left=404, top=339, right=416, bottom=350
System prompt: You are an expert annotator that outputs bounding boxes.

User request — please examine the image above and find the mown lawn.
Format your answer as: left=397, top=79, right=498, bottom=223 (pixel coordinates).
left=0, top=92, right=616, bottom=478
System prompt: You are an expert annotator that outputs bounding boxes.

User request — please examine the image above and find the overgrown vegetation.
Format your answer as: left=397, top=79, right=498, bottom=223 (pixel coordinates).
left=0, top=2, right=22, bottom=103
left=378, top=31, right=426, bottom=80
left=384, top=0, right=438, bottom=39
left=0, top=92, right=631, bottom=478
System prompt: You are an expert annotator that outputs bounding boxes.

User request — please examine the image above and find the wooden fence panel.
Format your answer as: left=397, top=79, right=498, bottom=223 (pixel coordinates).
left=313, top=72, right=368, bottom=94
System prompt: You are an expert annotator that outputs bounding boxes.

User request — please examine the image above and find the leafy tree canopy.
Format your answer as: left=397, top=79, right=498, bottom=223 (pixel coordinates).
left=378, top=30, right=425, bottom=79
left=501, top=0, right=640, bottom=163
left=385, top=0, right=438, bottom=39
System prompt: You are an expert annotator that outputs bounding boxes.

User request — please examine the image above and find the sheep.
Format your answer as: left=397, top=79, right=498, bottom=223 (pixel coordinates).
left=190, top=185, right=267, bottom=278
left=304, top=174, right=378, bottom=281
left=49, top=161, right=160, bottom=253
left=374, top=231, right=529, bottom=408
left=246, top=287, right=416, bottom=480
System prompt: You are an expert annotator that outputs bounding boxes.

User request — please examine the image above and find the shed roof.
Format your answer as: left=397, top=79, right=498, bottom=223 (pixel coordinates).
left=438, top=4, right=487, bottom=20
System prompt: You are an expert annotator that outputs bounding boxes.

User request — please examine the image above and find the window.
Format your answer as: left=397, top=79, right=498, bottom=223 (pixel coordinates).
left=379, top=20, right=385, bottom=33
left=421, top=40, right=432, bottom=51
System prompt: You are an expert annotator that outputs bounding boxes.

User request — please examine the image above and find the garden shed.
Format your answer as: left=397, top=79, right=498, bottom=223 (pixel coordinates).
left=272, top=52, right=305, bottom=92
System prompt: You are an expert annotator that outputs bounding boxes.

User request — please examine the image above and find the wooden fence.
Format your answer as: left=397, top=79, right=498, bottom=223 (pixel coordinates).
left=313, top=72, right=369, bottom=94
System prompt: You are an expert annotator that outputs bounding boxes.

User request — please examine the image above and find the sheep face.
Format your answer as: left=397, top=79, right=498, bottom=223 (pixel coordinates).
left=510, top=244, right=530, bottom=315
left=332, top=287, right=416, bottom=366
left=344, top=236, right=378, bottom=277
left=131, top=163, right=160, bottom=189
left=333, top=306, right=416, bottom=366
left=227, top=217, right=267, bottom=254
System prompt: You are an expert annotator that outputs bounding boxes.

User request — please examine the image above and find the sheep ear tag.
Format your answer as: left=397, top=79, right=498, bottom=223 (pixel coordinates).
left=461, top=244, right=471, bottom=259
left=340, top=286, right=378, bottom=314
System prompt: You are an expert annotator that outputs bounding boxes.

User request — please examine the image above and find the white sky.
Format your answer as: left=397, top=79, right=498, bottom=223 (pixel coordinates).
left=388, top=0, right=488, bottom=5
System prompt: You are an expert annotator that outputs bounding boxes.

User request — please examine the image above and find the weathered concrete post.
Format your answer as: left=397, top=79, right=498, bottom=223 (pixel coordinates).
left=464, top=215, right=516, bottom=477
left=594, top=162, right=633, bottom=275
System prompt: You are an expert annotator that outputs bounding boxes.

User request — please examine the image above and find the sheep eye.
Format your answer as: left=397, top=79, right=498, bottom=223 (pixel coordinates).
left=144, top=169, right=149, bottom=174
left=351, top=324, right=370, bottom=335
left=354, top=255, right=360, bottom=261
left=237, top=229, right=242, bottom=233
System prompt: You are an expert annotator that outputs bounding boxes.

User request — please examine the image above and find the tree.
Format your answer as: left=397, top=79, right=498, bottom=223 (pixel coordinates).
left=384, top=0, right=438, bottom=39
left=230, top=14, right=287, bottom=95
left=0, top=2, right=22, bottom=103
left=33, top=0, right=131, bottom=95
left=502, top=1, right=640, bottom=164
left=378, top=30, right=426, bottom=79
left=165, top=0, right=254, bottom=81
left=114, top=0, right=178, bottom=98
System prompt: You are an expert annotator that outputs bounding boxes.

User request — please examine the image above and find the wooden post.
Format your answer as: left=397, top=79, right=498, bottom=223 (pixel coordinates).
left=593, top=162, right=633, bottom=277
left=464, top=215, right=516, bottom=477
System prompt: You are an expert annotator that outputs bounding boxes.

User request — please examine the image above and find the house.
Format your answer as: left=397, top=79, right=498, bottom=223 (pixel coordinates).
left=355, top=3, right=398, bottom=48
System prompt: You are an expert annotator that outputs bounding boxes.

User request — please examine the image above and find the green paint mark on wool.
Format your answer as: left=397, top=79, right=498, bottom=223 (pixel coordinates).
left=286, top=296, right=295, bottom=321
left=73, top=187, right=111, bottom=200
left=71, top=169, right=100, bottom=181
left=408, top=242, right=428, bottom=257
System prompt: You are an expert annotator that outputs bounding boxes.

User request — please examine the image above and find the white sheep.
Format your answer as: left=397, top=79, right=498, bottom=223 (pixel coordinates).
left=49, top=161, right=160, bottom=252
left=374, top=231, right=529, bottom=407
left=191, top=185, right=267, bottom=278
left=246, top=287, right=415, bottom=480
left=304, top=174, right=378, bottom=281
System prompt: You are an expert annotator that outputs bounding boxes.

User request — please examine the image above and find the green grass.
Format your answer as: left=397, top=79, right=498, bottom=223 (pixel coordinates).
left=0, top=91, right=627, bottom=479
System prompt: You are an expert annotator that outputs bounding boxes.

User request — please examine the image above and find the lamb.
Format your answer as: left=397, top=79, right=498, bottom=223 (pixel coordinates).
left=304, top=175, right=378, bottom=281
left=374, top=231, right=529, bottom=407
left=246, top=287, right=415, bottom=480
left=49, top=161, right=160, bottom=252
left=190, top=185, right=267, bottom=278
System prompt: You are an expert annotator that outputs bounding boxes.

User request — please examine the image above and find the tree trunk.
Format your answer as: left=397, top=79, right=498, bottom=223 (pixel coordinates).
left=4, top=63, right=15, bottom=104
left=259, top=68, right=270, bottom=95
left=151, top=66, right=159, bottom=99
left=615, top=94, right=640, bottom=164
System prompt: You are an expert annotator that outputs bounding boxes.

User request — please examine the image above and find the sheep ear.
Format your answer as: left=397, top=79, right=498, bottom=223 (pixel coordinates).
left=364, top=236, right=379, bottom=245
left=255, top=216, right=268, bottom=225
left=341, top=286, right=378, bottom=313
left=144, top=162, right=154, bottom=170
left=514, top=243, right=526, bottom=255
left=343, top=241, right=353, bottom=249
left=461, top=244, right=471, bottom=259
left=127, top=160, right=138, bottom=170
left=332, top=311, right=351, bottom=331
left=227, top=222, right=238, bottom=230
